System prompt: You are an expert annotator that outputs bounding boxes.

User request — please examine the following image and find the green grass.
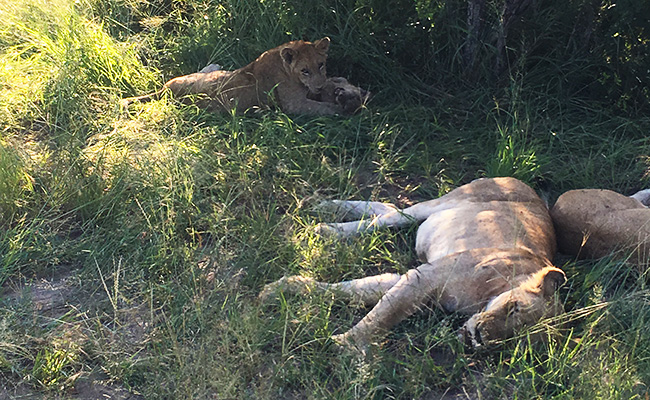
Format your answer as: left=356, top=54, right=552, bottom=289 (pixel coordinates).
left=0, top=0, right=649, bottom=398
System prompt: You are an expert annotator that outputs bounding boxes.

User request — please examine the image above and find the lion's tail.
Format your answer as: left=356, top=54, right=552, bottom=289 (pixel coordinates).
left=120, top=88, right=168, bottom=109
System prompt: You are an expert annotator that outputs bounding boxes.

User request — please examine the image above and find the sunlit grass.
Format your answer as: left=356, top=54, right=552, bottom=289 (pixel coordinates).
left=0, top=0, right=649, bottom=398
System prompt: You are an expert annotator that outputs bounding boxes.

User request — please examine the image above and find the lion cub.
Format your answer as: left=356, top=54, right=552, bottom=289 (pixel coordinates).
left=122, top=38, right=364, bottom=115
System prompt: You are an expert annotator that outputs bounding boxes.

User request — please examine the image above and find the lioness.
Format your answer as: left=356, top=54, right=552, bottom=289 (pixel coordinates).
left=551, top=188, right=650, bottom=264
left=121, top=38, right=355, bottom=115
left=260, top=177, right=566, bottom=350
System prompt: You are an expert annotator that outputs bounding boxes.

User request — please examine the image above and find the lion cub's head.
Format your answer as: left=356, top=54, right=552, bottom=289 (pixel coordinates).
left=280, top=37, right=330, bottom=93
left=460, top=266, right=566, bottom=348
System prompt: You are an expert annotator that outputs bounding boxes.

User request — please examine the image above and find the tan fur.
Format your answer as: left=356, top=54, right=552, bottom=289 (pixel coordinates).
left=121, top=38, right=346, bottom=115
left=551, top=189, right=650, bottom=264
left=260, top=177, right=565, bottom=350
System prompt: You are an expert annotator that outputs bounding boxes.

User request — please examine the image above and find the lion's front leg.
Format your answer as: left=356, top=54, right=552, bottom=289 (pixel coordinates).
left=283, top=97, right=344, bottom=115
left=259, top=273, right=401, bottom=306
left=272, top=84, right=342, bottom=115
left=333, top=263, right=441, bottom=349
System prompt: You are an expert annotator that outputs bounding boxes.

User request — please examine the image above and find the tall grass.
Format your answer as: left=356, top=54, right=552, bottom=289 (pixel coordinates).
left=0, top=0, right=649, bottom=398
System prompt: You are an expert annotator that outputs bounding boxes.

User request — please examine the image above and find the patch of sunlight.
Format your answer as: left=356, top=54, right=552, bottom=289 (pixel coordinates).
left=83, top=102, right=200, bottom=184
left=0, top=55, right=49, bottom=127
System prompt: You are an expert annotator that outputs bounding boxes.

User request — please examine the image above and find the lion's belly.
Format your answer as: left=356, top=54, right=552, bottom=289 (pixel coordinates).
left=164, top=70, right=262, bottom=111
left=415, top=201, right=550, bottom=263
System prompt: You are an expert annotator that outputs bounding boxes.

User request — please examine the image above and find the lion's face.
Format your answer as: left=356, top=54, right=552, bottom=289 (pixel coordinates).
left=460, top=267, right=566, bottom=348
left=280, top=37, right=330, bottom=93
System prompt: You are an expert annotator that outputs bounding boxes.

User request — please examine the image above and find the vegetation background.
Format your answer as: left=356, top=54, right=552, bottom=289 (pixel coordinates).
left=1, top=0, right=649, bottom=398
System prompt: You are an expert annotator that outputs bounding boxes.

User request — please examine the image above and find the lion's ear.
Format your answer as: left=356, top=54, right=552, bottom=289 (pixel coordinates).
left=314, top=37, right=330, bottom=53
left=281, top=47, right=295, bottom=65
left=539, top=267, right=566, bottom=298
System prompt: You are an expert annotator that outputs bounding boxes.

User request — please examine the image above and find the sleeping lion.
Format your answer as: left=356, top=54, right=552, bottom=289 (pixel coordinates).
left=551, top=187, right=650, bottom=265
left=260, top=177, right=566, bottom=350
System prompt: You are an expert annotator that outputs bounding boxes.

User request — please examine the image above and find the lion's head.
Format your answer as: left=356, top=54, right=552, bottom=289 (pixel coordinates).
left=460, top=266, right=566, bottom=348
left=280, top=37, right=330, bottom=93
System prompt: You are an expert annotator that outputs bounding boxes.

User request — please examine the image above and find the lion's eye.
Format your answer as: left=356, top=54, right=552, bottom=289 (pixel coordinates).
left=318, top=62, right=324, bottom=70
left=301, top=68, right=310, bottom=76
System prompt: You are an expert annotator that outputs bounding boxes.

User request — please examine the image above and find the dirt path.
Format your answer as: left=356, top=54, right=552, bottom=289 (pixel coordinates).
left=1, top=267, right=145, bottom=399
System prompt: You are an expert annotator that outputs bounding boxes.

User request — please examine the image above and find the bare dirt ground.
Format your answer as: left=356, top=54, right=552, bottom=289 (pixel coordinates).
left=0, top=266, right=145, bottom=399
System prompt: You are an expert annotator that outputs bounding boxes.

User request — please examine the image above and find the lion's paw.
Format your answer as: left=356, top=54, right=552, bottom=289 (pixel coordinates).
left=331, top=332, right=370, bottom=357
left=258, top=277, right=289, bottom=302
left=258, top=276, right=317, bottom=301
left=199, top=63, right=222, bottom=73
left=314, top=223, right=342, bottom=236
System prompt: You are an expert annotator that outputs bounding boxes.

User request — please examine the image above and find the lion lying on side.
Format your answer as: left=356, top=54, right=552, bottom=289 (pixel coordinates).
left=260, top=177, right=566, bottom=350
left=121, top=38, right=368, bottom=115
left=551, top=188, right=650, bottom=264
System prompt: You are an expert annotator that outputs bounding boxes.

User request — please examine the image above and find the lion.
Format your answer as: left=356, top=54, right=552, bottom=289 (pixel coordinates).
left=121, top=38, right=361, bottom=115
left=551, top=188, right=650, bottom=264
left=181, top=64, right=369, bottom=113
left=260, top=177, right=566, bottom=351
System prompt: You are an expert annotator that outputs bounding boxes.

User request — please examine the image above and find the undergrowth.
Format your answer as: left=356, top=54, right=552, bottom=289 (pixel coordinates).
left=0, top=0, right=649, bottom=398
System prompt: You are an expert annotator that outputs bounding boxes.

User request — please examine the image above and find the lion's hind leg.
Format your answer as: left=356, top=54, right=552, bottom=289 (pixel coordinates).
left=314, top=200, right=399, bottom=236
left=315, top=200, right=399, bottom=219
left=315, top=200, right=450, bottom=237
left=259, top=273, right=401, bottom=306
